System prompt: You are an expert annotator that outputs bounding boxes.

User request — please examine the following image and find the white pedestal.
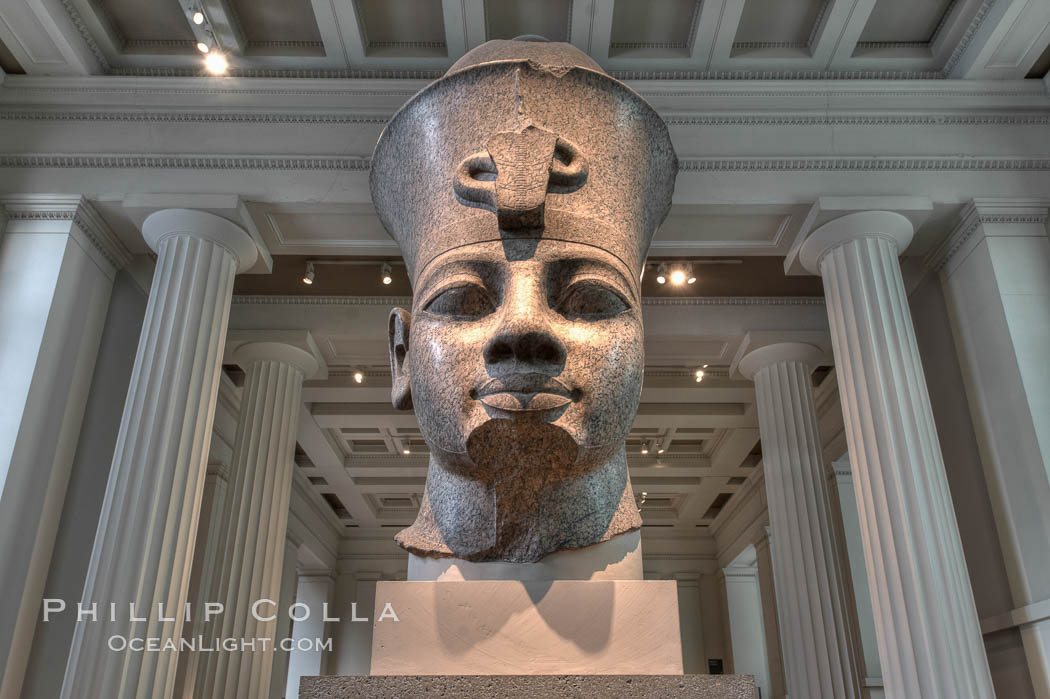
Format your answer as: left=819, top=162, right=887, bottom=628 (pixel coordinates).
left=370, top=580, right=683, bottom=675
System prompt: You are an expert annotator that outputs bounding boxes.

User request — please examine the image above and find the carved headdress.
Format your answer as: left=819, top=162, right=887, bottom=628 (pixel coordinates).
left=370, top=37, right=678, bottom=282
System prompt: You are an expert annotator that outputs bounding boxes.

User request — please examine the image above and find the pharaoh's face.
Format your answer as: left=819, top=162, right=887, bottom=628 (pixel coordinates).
left=390, top=238, right=644, bottom=477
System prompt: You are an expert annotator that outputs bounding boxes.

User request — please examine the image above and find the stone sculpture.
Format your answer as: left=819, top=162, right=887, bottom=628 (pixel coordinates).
left=370, top=37, right=678, bottom=563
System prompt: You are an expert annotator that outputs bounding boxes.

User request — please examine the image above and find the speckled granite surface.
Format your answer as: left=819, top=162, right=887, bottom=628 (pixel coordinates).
left=299, top=675, right=757, bottom=698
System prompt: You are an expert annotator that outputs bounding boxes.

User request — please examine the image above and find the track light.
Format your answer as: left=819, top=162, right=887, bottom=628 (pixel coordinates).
left=381, top=262, right=393, bottom=285
left=196, top=41, right=210, bottom=53
left=656, top=263, right=668, bottom=285
left=695, top=368, right=704, bottom=383
left=670, top=269, right=685, bottom=285
left=657, top=448, right=665, bottom=454
left=353, top=370, right=364, bottom=384
left=301, top=262, right=315, bottom=285
left=641, top=447, right=648, bottom=455
left=192, top=10, right=205, bottom=24
left=403, top=448, right=410, bottom=455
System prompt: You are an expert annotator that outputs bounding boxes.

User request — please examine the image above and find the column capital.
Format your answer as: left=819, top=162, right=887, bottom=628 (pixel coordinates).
left=232, top=342, right=320, bottom=380
left=785, top=197, right=933, bottom=275
left=142, top=208, right=258, bottom=273
left=738, top=342, right=824, bottom=380
left=227, top=330, right=327, bottom=380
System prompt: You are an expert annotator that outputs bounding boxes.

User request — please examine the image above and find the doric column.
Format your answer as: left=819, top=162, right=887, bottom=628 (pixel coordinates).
left=928, top=199, right=1050, bottom=695
left=739, top=342, right=860, bottom=699
left=172, top=462, right=232, bottom=699
left=62, top=209, right=257, bottom=699
left=751, top=529, right=787, bottom=699
left=198, top=340, right=319, bottom=699
left=799, top=209, right=995, bottom=698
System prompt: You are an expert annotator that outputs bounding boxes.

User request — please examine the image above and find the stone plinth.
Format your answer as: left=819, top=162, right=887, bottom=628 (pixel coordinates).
left=300, top=675, right=756, bottom=698
left=371, top=580, right=682, bottom=675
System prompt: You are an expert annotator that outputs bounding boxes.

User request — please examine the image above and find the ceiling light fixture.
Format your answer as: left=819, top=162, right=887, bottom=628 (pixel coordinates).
left=686, top=263, right=697, bottom=284
left=695, top=368, right=704, bottom=383
left=655, top=263, right=668, bottom=285
left=657, top=448, right=665, bottom=454
left=403, top=448, right=411, bottom=455
left=196, top=41, right=210, bottom=53
left=352, top=370, right=364, bottom=384
left=204, top=52, right=228, bottom=75
left=670, top=269, right=685, bottom=285
left=192, top=10, right=205, bottom=24
left=641, top=447, right=648, bottom=455
left=381, top=262, right=393, bottom=285
left=301, top=262, right=315, bottom=285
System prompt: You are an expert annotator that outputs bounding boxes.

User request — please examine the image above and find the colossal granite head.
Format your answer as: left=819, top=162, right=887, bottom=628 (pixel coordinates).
left=370, top=37, right=677, bottom=563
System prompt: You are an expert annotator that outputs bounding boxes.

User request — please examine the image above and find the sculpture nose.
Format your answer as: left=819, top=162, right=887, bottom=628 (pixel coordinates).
left=483, top=283, right=566, bottom=374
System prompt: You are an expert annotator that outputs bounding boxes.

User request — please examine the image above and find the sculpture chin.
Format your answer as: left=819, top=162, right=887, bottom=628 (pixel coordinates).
left=395, top=418, right=642, bottom=563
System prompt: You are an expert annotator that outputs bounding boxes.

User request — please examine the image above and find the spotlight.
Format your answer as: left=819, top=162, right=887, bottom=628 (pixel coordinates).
left=197, top=41, right=210, bottom=53
left=403, top=448, right=411, bottom=455
left=657, top=448, right=665, bottom=454
left=670, top=269, right=685, bottom=285
left=204, top=53, right=228, bottom=75
left=655, top=263, right=668, bottom=285
left=301, top=262, right=315, bottom=285
left=381, top=262, right=393, bottom=285
left=192, top=10, right=205, bottom=24
left=641, top=448, right=649, bottom=455
left=352, top=370, right=364, bottom=384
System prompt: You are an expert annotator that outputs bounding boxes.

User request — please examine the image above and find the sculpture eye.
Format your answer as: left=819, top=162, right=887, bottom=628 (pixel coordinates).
left=558, top=282, right=629, bottom=320
left=423, top=284, right=494, bottom=319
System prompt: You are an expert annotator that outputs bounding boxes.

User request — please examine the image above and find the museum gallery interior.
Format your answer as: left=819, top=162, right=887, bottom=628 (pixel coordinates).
left=1, top=0, right=1050, bottom=697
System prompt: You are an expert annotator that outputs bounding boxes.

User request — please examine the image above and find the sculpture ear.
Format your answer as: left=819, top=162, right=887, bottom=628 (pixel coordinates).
left=388, top=307, right=412, bottom=410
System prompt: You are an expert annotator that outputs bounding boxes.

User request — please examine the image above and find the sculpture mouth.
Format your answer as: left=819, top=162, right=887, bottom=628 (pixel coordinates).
left=474, top=374, right=575, bottom=412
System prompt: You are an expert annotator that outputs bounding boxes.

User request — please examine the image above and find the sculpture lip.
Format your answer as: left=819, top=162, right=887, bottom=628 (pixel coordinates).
left=475, top=374, right=574, bottom=411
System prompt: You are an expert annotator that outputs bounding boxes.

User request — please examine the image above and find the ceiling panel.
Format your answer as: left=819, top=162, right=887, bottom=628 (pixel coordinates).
left=858, top=0, right=953, bottom=45
left=484, top=0, right=572, bottom=42
left=734, top=0, right=827, bottom=49
left=101, top=0, right=195, bottom=46
left=231, top=0, right=323, bottom=51
left=609, top=0, right=702, bottom=57
left=354, top=0, right=447, bottom=57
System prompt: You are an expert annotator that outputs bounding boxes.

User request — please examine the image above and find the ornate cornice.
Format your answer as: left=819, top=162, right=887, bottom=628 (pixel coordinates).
left=0, top=110, right=390, bottom=124
left=2, top=196, right=132, bottom=269
left=943, top=0, right=999, bottom=77
left=680, top=157, right=1050, bottom=171
left=232, top=294, right=411, bottom=306
left=0, top=154, right=371, bottom=170
left=6, top=110, right=1050, bottom=127
left=925, top=198, right=1050, bottom=272
left=231, top=294, right=823, bottom=308
left=4, top=153, right=1049, bottom=173
left=58, top=0, right=109, bottom=72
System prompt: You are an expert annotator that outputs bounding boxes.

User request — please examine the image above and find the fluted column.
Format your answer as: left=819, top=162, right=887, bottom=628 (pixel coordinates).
left=752, top=529, right=787, bottom=699
left=739, top=342, right=860, bottom=699
left=61, top=209, right=257, bottom=699
left=197, top=341, right=318, bottom=699
left=800, top=210, right=994, bottom=698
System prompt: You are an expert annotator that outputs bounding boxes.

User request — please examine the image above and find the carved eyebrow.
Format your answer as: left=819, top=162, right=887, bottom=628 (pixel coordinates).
left=555, top=258, right=639, bottom=304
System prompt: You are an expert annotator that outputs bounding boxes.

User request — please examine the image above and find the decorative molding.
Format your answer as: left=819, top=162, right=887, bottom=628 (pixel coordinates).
left=732, top=42, right=808, bottom=51
left=232, top=294, right=411, bottom=306
left=679, top=156, right=1050, bottom=171
left=0, top=154, right=371, bottom=170
left=2, top=196, right=133, bottom=269
left=642, top=296, right=825, bottom=306
left=925, top=198, right=1050, bottom=272
left=231, top=294, right=825, bottom=308
left=8, top=110, right=1050, bottom=127
left=58, top=0, right=110, bottom=71
left=0, top=110, right=391, bottom=124
left=942, top=0, right=999, bottom=76
left=613, top=69, right=946, bottom=81
left=5, top=154, right=1050, bottom=174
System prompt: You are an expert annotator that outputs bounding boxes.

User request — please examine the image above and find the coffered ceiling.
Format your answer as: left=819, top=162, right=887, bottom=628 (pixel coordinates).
left=1, top=0, right=1049, bottom=79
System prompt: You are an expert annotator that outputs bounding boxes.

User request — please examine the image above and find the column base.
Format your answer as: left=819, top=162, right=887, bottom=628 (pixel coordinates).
left=370, top=580, right=683, bottom=675
left=300, top=675, right=756, bottom=698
